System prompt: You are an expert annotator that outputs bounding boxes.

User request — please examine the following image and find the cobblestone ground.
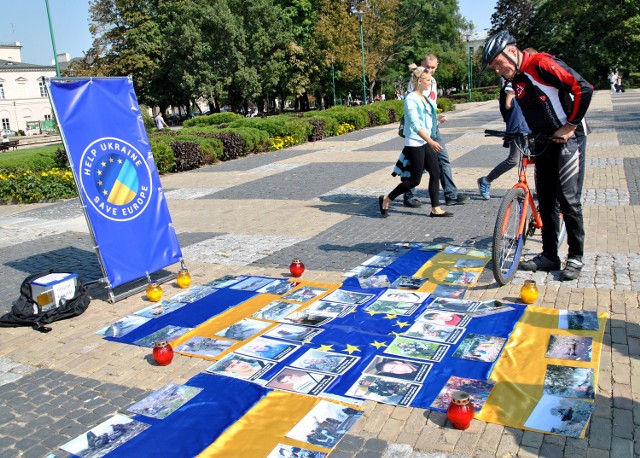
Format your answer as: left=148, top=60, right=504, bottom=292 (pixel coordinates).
left=0, top=90, right=638, bottom=457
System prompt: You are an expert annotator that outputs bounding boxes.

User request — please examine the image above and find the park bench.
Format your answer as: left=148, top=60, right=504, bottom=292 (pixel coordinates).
left=0, top=139, right=19, bottom=151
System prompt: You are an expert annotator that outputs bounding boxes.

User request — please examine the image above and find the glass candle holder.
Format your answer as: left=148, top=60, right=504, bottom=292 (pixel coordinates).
left=520, top=279, right=539, bottom=304
left=146, top=282, right=163, bottom=302
left=289, top=259, right=305, bottom=277
left=176, top=269, right=191, bottom=289
left=447, top=391, right=475, bottom=430
left=152, top=340, right=174, bottom=366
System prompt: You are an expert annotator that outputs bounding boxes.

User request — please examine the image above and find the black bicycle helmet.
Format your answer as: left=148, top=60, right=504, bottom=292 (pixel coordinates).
left=482, top=31, right=517, bottom=69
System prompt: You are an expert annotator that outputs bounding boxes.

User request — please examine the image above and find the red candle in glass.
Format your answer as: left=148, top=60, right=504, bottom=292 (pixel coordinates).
left=447, top=391, right=475, bottom=430
left=289, top=259, right=305, bottom=277
left=152, top=340, right=174, bottom=366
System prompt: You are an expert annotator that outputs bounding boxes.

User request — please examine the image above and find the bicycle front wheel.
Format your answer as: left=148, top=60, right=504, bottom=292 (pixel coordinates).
left=492, top=188, right=529, bottom=285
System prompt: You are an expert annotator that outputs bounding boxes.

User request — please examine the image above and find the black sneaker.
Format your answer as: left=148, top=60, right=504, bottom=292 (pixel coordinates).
left=519, top=253, right=561, bottom=272
left=560, top=258, right=583, bottom=281
left=445, top=194, right=469, bottom=205
left=403, top=198, right=423, bottom=208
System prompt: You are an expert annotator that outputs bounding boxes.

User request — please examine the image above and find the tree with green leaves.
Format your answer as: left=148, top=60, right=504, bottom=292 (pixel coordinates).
left=488, top=0, right=537, bottom=42
left=525, top=0, right=640, bottom=88
left=87, top=0, right=164, bottom=105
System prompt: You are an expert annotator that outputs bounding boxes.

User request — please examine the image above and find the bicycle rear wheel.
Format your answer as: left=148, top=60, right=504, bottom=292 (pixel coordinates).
left=492, top=188, right=529, bottom=285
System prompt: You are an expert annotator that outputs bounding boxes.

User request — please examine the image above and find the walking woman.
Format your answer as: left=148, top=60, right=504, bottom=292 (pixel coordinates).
left=380, top=64, right=452, bottom=217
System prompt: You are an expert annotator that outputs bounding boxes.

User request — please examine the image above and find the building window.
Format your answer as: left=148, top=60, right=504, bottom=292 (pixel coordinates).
left=39, top=81, right=48, bottom=97
left=1, top=118, right=10, bottom=130
left=44, top=114, right=52, bottom=121
left=0, top=83, right=4, bottom=99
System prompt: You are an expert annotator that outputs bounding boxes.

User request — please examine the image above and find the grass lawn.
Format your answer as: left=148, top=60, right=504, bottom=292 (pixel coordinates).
left=0, top=143, right=63, bottom=170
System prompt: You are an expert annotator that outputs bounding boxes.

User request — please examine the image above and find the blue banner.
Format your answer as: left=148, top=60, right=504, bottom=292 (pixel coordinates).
left=48, top=77, right=182, bottom=288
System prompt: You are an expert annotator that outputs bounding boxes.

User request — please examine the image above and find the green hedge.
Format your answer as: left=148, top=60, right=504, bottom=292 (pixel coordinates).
left=323, top=106, right=370, bottom=129
left=151, top=132, right=224, bottom=164
left=150, top=139, right=177, bottom=174
left=228, top=116, right=312, bottom=145
left=183, top=112, right=244, bottom=127
left=437, top=97, right=455, bottom=113
left=182, top=125, right=269, bottom=154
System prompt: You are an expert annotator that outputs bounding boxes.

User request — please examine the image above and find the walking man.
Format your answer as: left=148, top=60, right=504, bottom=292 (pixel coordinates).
left=155, top=111, right=169, bottom=131
left=482, top=32, right=593, bottom=281
left=404, top=53, right=468, bottom=207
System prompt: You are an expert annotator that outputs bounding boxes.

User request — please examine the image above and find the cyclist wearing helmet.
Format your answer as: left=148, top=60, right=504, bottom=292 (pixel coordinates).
left=483, top=32, right=593, bottom=281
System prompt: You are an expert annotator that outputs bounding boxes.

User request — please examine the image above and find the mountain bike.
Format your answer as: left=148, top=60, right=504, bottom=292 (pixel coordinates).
left=484, top=130, right=566, bottom=285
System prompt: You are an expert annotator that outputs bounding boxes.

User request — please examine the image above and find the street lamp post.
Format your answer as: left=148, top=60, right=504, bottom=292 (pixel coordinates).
left=331, top=57, right=336, bottom=107
left=44, top=0, right=60, bottom=77
left=465, top=34, right=472, bottom=102
left=351, top=5, right=368, bottom=105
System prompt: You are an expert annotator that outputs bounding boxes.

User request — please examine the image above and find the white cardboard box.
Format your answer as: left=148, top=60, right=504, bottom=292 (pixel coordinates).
left=30, top=273, right=78, bottom=312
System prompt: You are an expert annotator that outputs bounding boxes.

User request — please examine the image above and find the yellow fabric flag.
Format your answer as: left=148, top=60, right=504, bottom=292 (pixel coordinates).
left=197, top=391, right=359, bottom=457
left=477, top=306, right=607, bottom=438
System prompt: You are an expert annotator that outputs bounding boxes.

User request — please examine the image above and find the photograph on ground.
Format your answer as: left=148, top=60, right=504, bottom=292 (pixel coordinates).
left=286, top=401, right=363, bottom=448
left=452, top=334, right=506, bottom=363
left=362, top=355, right=432, bottom=383
left=345, top=373, right=421, bottom=406
left=384, top=336, right=449, bottom=362
left=206, top=352, right=275, bottom=381
left=545, top=335, right=593, bottom=362
left=127, top=383, right=203, bottom=419
left=543, top=365, right=595, bottom=399
left=430, top=376, right=496, bottom=412
left=265, top=367, right=336, bottom=395
left=524, top=394, right=595, bottom=438
left=175, top=336, right=235, bottom=358
left=60, top=414, right=150, bottom=458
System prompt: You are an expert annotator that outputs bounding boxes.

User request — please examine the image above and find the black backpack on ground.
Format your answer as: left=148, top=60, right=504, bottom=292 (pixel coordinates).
left=0, top=271, right=91, bottom=333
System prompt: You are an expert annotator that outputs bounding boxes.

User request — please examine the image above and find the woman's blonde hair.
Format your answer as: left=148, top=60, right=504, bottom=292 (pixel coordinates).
left=408, top=63, right=429, bottom=85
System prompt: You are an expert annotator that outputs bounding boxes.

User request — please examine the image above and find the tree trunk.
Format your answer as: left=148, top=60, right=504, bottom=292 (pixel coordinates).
left=368, top=80, right=376, bottom=105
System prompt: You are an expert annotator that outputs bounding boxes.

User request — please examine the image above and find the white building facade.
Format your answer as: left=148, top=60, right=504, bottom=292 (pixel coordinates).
left=0, top=42, right=56, bottom=133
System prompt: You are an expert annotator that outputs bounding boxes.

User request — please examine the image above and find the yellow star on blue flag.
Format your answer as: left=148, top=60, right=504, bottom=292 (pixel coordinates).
left=371, top=341, right=387, bottom=349
left=344, top=344, right=361, bottom=354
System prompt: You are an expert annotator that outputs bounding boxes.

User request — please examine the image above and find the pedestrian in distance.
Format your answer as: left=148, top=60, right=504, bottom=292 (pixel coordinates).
left=155, top=112, right=169, bottom=131
left=380, top=64, right=452, bottom=218
left=402, top=53, right=469, bottom=208
left=615, top=73, right=624, bottom=93
left=609, top=70, right=618, bottom=93
left=477, top=78, right=531, bottom=199
left=482, top=31, right=593, bottom=281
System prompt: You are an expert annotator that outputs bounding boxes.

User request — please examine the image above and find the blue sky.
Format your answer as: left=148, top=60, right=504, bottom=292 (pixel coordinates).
left=0, top=1, right=494, bottom=66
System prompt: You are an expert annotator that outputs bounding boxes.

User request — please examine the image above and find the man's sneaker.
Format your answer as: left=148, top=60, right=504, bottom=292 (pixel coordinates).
left=477, top=177, right=491, bottom=200
left=519, top=253, right=561, bottom=272
left=560, top=258, right=583, bottom=281
left=445, top=194, right=470, bottom=205
left=403, top=197, right=423, bottom=208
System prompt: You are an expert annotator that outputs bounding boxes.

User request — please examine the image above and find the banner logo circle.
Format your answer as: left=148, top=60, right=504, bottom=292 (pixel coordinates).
left=79, top=137, right=153, bottom=222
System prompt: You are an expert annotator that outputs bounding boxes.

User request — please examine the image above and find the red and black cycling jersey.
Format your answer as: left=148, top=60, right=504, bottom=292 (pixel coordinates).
left=513, top=51, right=593, bottom=135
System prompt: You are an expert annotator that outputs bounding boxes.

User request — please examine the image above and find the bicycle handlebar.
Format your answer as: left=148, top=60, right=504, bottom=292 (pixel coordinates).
left=484, top=129, right=559, bottom=142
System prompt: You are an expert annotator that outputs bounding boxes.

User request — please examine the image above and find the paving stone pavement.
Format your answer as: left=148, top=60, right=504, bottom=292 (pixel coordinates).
left=0, top=90, right=638, bottom=457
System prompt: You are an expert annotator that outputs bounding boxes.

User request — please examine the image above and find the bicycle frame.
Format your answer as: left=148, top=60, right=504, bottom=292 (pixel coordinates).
left=516, top=156, right=541, bottom=232
left=500, top=145, right=541, bottom=242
